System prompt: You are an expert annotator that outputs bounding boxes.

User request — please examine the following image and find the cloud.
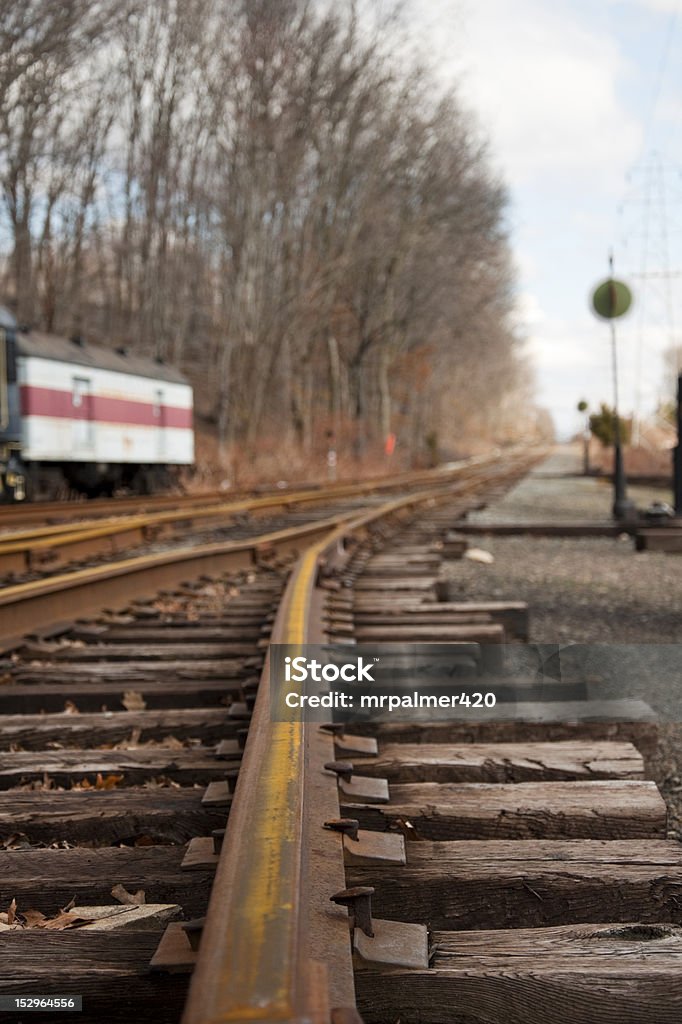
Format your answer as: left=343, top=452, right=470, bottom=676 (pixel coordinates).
left=608, top=0, right=681, bottom=12
left=405, top=0, right=677, bottom=435
left=409, top=0, right=642, bottom=188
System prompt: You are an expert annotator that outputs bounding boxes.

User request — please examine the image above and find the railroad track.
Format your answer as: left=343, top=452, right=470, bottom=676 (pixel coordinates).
left=177, top=451, right=680, bottom=1024
left=0, top=452, right=535, bottom=1022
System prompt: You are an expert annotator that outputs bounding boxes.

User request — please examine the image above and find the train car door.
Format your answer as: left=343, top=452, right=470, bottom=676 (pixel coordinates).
left=71, top=376, right=93, bottom=452
left=154, top=388, right=166, bottom=460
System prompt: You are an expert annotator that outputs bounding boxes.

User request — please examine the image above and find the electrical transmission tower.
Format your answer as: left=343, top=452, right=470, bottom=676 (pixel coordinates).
left=617, top=153, right=682, bottom=444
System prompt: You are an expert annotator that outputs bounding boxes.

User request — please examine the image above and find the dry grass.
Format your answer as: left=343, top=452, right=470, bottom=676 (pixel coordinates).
left=588, top=441, right=672, bottom=479
left=182, top=420, right=483, bottom=492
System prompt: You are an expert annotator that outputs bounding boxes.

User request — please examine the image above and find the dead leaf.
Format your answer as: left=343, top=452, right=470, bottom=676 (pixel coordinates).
left=133, top=835, right=159, bottom=847
left=144, top=776, right=180, bottom=789
left=1, top=833, right=30, bottom=850
left=21, top=909, right=46, bottom=927
left=112, top=728, right=144, bottom=750
left=7, top=899, right=16, bottom=926
left=159, top=735, right=184, bottom=750
left=111, top=884, right=145, bottom=906
left=39, top=911, right=89, bottom=931
left=122, top=690, right=146, bottom=712
left=63, top=700, right=80, bottom=714
left=95, top=773, right=124, bottom=790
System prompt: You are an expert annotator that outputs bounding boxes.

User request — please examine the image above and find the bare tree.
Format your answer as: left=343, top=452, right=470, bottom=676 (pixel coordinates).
left=0, top=0, right=538, bottom=471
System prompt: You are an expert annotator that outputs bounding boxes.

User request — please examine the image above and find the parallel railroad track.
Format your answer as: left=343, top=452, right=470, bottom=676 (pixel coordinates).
left=0, top=457, right=510, bottom=532
left=0, top=452, right=535, bottom=1023
left=0, top=458, right=512, bottom=580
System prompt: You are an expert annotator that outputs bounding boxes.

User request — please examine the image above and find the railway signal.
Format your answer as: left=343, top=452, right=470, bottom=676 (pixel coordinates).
left=590, top=257, right=636, bottom=521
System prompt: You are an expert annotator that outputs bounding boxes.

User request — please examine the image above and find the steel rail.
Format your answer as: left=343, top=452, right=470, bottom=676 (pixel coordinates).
left=0, top=511, right=361, bottom=641
left=0, top=488, right=244, bottom=528
left=182, top=457, right=534, bottom=1024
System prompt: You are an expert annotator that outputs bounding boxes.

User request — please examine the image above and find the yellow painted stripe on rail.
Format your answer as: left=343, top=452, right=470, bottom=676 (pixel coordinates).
left=206, top=541, right=322, bottom=1021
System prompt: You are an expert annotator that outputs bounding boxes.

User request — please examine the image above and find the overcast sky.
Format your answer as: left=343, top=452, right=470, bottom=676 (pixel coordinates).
left=407, top=0, right=682, bottom=438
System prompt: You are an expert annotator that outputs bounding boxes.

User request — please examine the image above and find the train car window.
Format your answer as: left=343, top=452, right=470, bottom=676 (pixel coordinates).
left=72, top=376, right=93, bottom=449
left=72, top=377, right=90, bottom=408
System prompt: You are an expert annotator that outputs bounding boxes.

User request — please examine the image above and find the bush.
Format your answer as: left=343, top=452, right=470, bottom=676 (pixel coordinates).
left=589, top=403, right=632, bottom=447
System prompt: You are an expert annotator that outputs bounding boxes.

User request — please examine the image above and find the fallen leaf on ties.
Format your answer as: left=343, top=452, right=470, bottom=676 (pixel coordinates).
left=0, top=833, right=30, bottom=850
left=6, top=899, right=16, bottom=926
left=133, top=835, right=158, bottom=847
left=160, top=735, right=184, bottom=750
left=63, top=701, right=80, bottom=714
left=144, top=776, right=180, bottom=789
left=21, top=910, right=46, bottom=927
left=95, top=773, right=124, bottom=790
left=111, top=884, right=146, bottom=906
left=39, top=912, right=89, bottom=931
left=122, top=690, right=147, bottom=712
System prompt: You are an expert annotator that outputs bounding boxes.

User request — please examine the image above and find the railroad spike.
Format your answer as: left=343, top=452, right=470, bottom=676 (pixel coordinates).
left=212, top=828, right=226, bottom=854
left=324, top=760, right=354, bottom=782
left=330, top=886, right=375, bottom=938
left=323, top=818, right=360, bottom=841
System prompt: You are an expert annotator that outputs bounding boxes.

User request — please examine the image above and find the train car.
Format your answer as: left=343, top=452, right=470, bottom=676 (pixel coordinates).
left=0, top=307, right=194, bottom=500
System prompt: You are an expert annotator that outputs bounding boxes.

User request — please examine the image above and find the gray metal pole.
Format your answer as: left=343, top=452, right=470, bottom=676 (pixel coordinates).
left=674, top=373, right=682, bottom=516
left=610, top=320, right=631, bottom=520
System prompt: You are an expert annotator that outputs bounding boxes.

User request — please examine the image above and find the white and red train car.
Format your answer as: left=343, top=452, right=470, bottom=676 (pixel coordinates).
left=0, top=309, right=194, bottom=499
